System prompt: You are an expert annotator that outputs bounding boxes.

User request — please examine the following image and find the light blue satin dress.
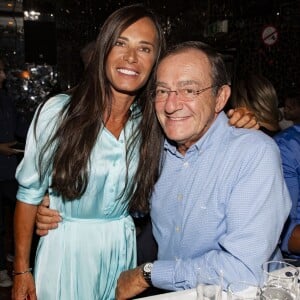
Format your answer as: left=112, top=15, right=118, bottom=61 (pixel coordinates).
left=16, top=94, right=140, bottom=299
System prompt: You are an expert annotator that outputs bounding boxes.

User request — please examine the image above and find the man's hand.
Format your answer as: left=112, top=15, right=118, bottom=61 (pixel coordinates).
left=116, top=267, right=149, bottom=300
left=227, top=107, right=260, bottom=129
left=36, top=195, right=62, bottom=236
left=0, top=141, right=18, bottom=156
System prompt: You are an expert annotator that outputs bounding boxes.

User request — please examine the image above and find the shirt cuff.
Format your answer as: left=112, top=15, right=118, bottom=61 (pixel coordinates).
left=151, top=260, right=176, bottom=290
left=152, top=259, right=193, bottom=291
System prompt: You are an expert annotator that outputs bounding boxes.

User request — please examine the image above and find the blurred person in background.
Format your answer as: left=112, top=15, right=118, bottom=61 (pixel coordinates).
left=230, top=73, right=282, bottom=137
left=274, top=91, right=300, bottom=258
left=0, top=57, right=19, bottom=288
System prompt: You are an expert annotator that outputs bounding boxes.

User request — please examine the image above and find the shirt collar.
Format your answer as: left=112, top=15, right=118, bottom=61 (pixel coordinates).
left=163, top=111, right=230, bottom=155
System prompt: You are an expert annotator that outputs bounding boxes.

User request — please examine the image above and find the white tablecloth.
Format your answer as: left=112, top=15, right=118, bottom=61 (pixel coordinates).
left=138, top=288, right=230, bottom=299
left=139, top=266, right=300, bottom=299
left=138, top=288, right=197, bottom=300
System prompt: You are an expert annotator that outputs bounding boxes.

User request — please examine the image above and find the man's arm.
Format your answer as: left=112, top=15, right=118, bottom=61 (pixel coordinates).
left=35, top=195, right=62, bottom=236
left=116, top=266, right=149, bottom=300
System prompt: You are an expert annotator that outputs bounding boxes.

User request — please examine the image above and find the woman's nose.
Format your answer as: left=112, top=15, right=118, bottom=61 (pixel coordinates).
left=123, top=48, right=138, bottom=63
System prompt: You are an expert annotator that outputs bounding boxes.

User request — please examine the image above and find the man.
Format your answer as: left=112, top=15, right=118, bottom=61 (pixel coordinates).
left=115, top=41, right=291, bottom=299
left=274, top=92, right=300, bottom=257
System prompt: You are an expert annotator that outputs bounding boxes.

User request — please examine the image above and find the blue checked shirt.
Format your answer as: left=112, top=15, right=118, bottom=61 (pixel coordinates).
left=150, top=112, right=291, bottom=291
left=274, top=125, right=300, bottom=257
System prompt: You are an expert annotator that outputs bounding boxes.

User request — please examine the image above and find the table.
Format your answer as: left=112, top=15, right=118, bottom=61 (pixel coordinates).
left=139, top=265, right=300, bottom=299
left=138, top=288, right=197, bottom=299
left=138, top=288, right=231, bottom=299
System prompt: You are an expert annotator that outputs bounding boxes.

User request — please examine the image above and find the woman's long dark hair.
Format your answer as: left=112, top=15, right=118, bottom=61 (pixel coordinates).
left=230, top=73, right=282, bottom=127
left=36, top=4, right=166, bottom=212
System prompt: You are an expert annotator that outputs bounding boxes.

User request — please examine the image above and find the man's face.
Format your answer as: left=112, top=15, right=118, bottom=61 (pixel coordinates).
left=154, top=49, right=229, bottom=154
left=284, top=97, right=300, bottom=122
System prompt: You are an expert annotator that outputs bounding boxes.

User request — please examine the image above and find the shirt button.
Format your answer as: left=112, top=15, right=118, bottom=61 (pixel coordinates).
left=175, top=226, right=180, bottom=232
left=177, top=194, right=183, bottom=201
left=183, top=162, right=189, bottom=168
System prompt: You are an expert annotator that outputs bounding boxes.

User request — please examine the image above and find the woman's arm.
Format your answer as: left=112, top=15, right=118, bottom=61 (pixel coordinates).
left=12, top=200, right=38, bottom=300
left=227, top=107, right=259, bottom=129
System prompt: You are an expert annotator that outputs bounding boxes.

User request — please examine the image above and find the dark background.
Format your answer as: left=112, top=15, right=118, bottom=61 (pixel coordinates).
left=0, top=0, right=299, bottom=115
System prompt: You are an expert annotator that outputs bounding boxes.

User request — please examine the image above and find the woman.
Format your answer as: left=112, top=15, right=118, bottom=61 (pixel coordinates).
left=12, top=4, right=165, bottom=300
left=230, top=73, right=282, bottom=137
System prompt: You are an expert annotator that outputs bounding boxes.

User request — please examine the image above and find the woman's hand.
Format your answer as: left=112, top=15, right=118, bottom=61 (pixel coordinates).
left=12, top=272, right=37, bottom=300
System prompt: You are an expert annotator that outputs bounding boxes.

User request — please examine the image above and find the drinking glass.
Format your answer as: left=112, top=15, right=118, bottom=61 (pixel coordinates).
left=196, top=269, right=222, bottom=300
left=261, top=260, right=299, bottom=300
left=227, top=281, right=262, bottom=300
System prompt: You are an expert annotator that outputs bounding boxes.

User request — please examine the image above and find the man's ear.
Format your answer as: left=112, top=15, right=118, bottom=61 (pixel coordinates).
left=215, top=85, right=231, bottom=113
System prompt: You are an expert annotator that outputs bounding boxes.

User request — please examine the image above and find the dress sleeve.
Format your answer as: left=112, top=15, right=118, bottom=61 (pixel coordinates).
left=16, top=94, right=68, bottom=205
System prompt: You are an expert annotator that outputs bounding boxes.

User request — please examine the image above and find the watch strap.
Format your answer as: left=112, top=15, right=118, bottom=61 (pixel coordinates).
left=142, top=262, right=153, bottom=286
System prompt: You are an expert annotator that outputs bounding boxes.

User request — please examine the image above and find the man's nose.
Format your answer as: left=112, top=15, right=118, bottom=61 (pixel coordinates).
left=164, top=91, right=183, bottom=112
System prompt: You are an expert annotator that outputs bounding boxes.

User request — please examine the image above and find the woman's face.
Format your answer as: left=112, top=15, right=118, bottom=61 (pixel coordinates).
left=106, top=17, right=158, bottom=97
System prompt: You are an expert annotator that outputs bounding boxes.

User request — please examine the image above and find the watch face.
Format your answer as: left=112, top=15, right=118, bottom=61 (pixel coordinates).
left=144, top=263, right=153, bottom=272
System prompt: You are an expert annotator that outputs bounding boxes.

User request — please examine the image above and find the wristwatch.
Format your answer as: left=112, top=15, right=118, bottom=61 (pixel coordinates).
left=142, top=262, right=153, bottom=286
